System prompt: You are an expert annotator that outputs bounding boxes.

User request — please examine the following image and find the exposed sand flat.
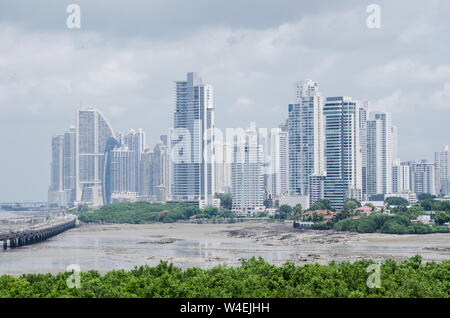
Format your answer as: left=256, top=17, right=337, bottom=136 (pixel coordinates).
left=0, top=221, right=449, bottom=276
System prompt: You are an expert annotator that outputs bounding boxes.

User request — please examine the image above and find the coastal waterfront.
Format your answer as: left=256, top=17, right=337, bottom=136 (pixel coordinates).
left=0, top=220, right=449, bottom=276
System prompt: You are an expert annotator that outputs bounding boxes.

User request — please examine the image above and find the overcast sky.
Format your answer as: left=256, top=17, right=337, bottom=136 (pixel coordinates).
left=0, top=0, right=449, bottom=202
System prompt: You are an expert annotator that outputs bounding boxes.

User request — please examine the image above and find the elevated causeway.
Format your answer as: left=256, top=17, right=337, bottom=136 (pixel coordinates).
left=0, top=215, right=77, bottom=249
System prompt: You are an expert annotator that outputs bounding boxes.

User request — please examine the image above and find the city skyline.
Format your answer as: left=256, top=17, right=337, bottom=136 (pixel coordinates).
left=46, top=72, right=449, bottom=211
left=1, top=0, right=450, bottom=201
left=11, top=74, right=450, bottom=204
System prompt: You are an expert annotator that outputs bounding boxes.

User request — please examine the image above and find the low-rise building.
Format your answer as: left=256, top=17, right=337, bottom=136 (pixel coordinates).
left=384, top=192, right=418, bottom=206
left=356, top=206, right=373, bottom=215
left=361, top=200, right=385, bottom=212
left=303, top=210, right=335, bottom=221
left=417, top=215, right=432, bottom=225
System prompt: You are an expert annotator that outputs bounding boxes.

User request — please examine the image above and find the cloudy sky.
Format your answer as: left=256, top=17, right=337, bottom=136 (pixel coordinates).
left=0, top=0, right=449, bottom=202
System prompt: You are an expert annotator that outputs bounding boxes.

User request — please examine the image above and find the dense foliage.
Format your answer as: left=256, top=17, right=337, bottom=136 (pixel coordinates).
left=333, top=214, right=450, bottom=234
left=342, top=199, right=361, bottom=212
left=310, top=196, right=450, bottom=234
left=419, top=198, right=450, bottom=212
left=77, top=196, right=450, bottom=234
left=0, top=256, right=448, bottom=298
left=435, top=211, right=450, bottom=225
left=309, top=199, right=333, bottom=211
left=78, top=202, right=235, bottom=224
left=385, top=196, right=409, bottom=207
left=274, top=205, right=293, bottom=220
left=215, top=193, right=232, bottom=210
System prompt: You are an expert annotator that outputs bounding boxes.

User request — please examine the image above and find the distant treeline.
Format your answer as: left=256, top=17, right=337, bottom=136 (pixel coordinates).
left=331, top=214, right=450, bottom=234
left=77, top=201, right=236, bottom=224
left=0, top=256, right=448, bottom=298
left=76, top=196, right=450, bottom=235
left=311, top=197, right=450, bottom=234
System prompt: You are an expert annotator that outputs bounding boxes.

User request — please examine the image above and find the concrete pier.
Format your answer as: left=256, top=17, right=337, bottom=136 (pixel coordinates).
left=0, top=215, right=77, bottom=250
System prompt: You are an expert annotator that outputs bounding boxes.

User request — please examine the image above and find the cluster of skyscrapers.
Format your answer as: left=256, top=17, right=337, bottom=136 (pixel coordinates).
left=49, top=72, right=450, bottom=214
left=286, top=80, right=449, bottom=210
left=48, top=108, right=169, bottom=207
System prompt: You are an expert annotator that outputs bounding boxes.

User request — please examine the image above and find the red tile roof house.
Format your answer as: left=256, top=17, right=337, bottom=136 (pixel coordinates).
left=356, top=206, right=373, bottom=215
left=304, top=210, right=336, bottom=221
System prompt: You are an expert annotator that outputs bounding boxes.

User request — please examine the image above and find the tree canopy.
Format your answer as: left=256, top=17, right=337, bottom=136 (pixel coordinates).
left=275, top=205, right=292, bottom=220
left=215, top=193, right=232, bottom=210
left=385, top=197, right=409, bottom=207
left=78, top=202, right=235, bottom=224
left=0, top=256, right=448, bottom=298
left=333, top=214, right=450, bottom=234
left=342, top=199, right=361, bottom=213
left=309, top=199, right=333, bottom=211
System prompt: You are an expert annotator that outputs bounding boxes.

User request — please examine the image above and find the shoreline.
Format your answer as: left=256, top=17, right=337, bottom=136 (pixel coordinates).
left=78, top=219, right=450, bottom=235
left=0, top=222, right=449, bottom=276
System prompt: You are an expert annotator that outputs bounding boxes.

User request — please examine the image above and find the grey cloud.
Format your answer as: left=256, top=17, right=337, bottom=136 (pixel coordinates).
left=0, top=0, right=449, bottom=201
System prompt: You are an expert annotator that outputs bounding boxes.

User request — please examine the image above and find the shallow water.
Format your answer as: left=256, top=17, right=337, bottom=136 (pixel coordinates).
left=0, top=211, right=449, bottom=275
left=0, top=223, right=298, bottom=275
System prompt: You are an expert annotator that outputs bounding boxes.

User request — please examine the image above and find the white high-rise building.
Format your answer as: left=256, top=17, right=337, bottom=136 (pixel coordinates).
left=358, top=102, right=369, bottom=200
left=63, top=126, right=77, bottom=204
left=366, top=112, right=393, bottom=197
left=309, top=174, right=325, bottom=205
left=152, top=139, right=170, bottom=201
left=123, top=128, right=146, bottom=193
left=215, top=143, right=232, bottom=194
left=435, top=146, right=450, bottom=196
left=260, top=126, right=289, bottom=200
left=400, top=163, right=411, bottom=192
left=48, top=124, right=83, bottom=207
left=138, top=146, right=154, bottom=199
left=323, top=96, right=362, bottom=209
left=170, top=72, right=215, bottom=207
left=76, top=106, right=117, bottom=206
left=392, top=159, right=411, bottom=193
left=108, top=145, right=137, bottom=202
left=48, top=135, right=66, bottom=206
left=288, top=80, right=324, bottom=196
left=232, top=123, right=265, bottom=215
left=279, top=121, right=289, bottom=197
left=410, top=161, right=436, bottom=195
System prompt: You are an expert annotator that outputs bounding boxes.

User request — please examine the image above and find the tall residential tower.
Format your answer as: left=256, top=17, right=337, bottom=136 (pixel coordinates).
left=323, top=96, right=362, bottom=209
left=76, top=107, right=117, bottom=206
left=288, top=80, right=324, bottom=197
left=435, top=145, right=450, bottom=196
left=170, top=72, right=216, bottom=207
left=366, top=112, right=393, bottom=197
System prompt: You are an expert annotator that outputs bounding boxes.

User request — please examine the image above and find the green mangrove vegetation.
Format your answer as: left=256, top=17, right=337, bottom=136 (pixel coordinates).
left=77, top=201, right=236, bottom=224
left=0, top=256, right=448, bottom=298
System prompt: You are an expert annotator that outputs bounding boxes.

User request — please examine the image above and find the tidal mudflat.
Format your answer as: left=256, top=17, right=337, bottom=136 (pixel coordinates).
left=0, top=222, right=449, bottom=276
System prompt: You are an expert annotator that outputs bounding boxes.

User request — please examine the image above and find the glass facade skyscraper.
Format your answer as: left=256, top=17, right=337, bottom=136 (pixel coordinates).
left=76, top=107, right=117, bottom=206
left=171, top=72, right=215, bottom=206
left=323, top=96, right=362, bottom=209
